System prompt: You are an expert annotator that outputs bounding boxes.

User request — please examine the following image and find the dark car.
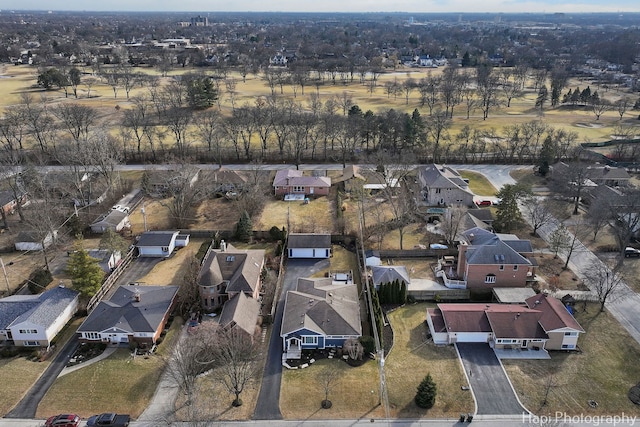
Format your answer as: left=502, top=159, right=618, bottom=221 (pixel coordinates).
left=45, top=414, right=80, bottom=427
left=625, top=247, right=640, bottom=258
left=86, top=413, right=130, bottom=427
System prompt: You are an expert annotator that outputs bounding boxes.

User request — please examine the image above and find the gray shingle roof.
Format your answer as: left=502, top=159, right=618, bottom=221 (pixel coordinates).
left=371, top=266, right=410, bottom=287
left=0, top=286, right=78, bottom=330
left=219, top=292, right=260, bottom=336
left=287, top=233, right=331, bottom=249
left=273, top=169, right=331, bottom=188
left=77, top=285, right=178, bottom=334
left=280, top=277, right=361, bottom=338
left=199, top=244, right=265, bottom=295
left=462, top=227, right=532, bottom=266
left=136, top=231, right=179, bottom=247
left=91, top=210, right=128, bottom=227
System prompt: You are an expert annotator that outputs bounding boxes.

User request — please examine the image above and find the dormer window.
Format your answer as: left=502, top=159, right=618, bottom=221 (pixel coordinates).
left=226, top=255, right=235, bottom=262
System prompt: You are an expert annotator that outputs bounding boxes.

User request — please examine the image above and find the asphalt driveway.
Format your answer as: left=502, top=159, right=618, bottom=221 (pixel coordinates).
left=253, top=258, right=330, bottom=420
left=456, top=343, right=526, bottom=415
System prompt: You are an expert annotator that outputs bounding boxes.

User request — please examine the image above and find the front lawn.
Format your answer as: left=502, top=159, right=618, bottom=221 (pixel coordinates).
left=458, top=170, right=497, bottom=197
left=503, top=303, right=640, bottom=416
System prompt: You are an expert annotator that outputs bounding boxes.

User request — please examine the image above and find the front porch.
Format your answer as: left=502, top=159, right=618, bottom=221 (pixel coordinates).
left=494, top=346, right=550, bottom=360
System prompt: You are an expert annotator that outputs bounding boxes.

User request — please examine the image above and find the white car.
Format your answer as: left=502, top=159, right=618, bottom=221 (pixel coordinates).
left=112, top=205, right=130, bottom=213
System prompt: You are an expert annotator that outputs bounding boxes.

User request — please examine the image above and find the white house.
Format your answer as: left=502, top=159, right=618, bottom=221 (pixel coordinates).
left=287, top=233, right=331, bottom=258
left=136, top=231, right=180, bottom=257
left=88, top=249, right=122, bottom=273
left=0, top=286, right=79, bottom=348
left=90, top=210, right=130, bottom=234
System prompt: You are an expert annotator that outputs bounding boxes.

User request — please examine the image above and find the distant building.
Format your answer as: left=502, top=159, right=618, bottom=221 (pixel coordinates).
left=190, top=15, right=209, bottom=26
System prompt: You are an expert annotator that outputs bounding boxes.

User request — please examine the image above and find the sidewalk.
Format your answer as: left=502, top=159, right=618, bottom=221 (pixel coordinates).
left=58, top=345, right=118, bottom=377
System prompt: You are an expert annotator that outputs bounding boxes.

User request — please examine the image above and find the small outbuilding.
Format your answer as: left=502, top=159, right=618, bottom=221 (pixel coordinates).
left=90, top=210, right=130, bottom=234
left=287, top=233, right=331, bottom=259
left=15, top=230, right=57, bottom=251
left=136, top=231, right=180, bottom=257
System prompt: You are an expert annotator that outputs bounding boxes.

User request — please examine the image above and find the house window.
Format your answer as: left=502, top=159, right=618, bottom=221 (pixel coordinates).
left=226, top=255, right=235, bottom=262
left=19, top=329, right=37, bottom=334
left=85, top=332, right=100, bottom=340
left=499, top=265, right=504, bottom=271
left=302, top=336, right=318, bottom=345
left=513, top=265, right=518, bottom=271
left=562, top=344, right=575, bottom=349
left=162, top=246, right=169, bottom=252
left=564, top=332, right=577, bottom=336
left=24, top=341, right=39, bottom=346
left=293, top=186, right=304, bottom=192
left=435, top=188, right=441, bottom=194
left=485, top=274, right=496, bottom=284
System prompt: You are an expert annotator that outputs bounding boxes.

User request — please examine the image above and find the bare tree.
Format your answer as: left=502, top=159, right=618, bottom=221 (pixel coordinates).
left=85, top=130, right=123, bottom=193
left=317, top=364, right=341, bottom=409
left=440, top=205, right=466, bottom=245
left=343, top=337, right=364, bottom=360
left=590, top=96, right=611, bottom=120
left=522, top=197, right=555, bottom=237
left=21, top=93, right=55, bottom=153
left=550, top=161, right=592, bottom=215
left=158, top=165, right=209, bottom=228
left=175, top=256, right=202, bottom=318
left=549, top=224, right=570, bottom=260
left=616, top=97, right=630, bottom=120
left=208, top=326, right=261, bottom=407
left=586, top=263, right=627, bottom=312
left=53, top=103, right=98, bottom=145
left=602, top=187, right=640, bottom=259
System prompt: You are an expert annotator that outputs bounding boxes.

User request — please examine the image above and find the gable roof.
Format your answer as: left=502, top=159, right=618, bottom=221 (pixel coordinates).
left=219, top=292, right=260, bottom=336
left=0, top=286, right=78, bottom=330
left=136, top=231, right=179, bottom=247
left=91, top=210, right=128, bottom=227
left=437, top=303, right=493, bottom=333
left=77, top=285, right=178, bottom=334
left=526, top=293, right=584, bottom=332
left=281, top=277, right=361, bottom=338
left=420, top=164, right=473, bottom=193
left=287, top=233, right=331, bottom=249
left=272, top=169, right=331, bottom=188
left=371, top=265, right=410, bottom=286
left=199, top=244, right=265, bottom=295
left=485, top=308, right=548, bottom=339
left=462, top=227, right=532, bottom=266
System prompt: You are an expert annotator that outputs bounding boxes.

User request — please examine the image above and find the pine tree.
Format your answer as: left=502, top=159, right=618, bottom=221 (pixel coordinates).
left=415, top=373, right=437, bottom=409
left=400, top=281, right=407, bottom=304
left=65, top=242, right=105, bottom=297
left=235, top=210, right=253, bottom=242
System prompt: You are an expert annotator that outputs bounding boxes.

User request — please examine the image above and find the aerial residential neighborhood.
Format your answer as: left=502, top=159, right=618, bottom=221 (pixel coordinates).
left=1, top=8, right=640, bottom=427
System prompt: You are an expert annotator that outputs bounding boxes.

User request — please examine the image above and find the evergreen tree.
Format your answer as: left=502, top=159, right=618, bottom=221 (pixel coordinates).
left=185, top=74, right=218, bottom=109
left=535, top=85, right=548, bottom=110
left=461, top=51, right=472, bottom=67
left=66, top=242, right=105, bottom=297
left=415, top=373, right=437, bottom=409
left=235, top=210, right=253, bottom=242
left=400, top=281, right=407, bottom=304
left=494, top=183, right=530, bottom=232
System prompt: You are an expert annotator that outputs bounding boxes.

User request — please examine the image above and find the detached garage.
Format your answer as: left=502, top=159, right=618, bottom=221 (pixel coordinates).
left=287, top=233, right=331, bottom=259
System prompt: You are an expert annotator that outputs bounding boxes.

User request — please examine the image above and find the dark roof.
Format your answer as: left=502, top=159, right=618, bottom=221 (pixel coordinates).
left=287, top=233, right=331, bottom=249
left=438, top=304, right=492, bottom=333
left=281, top=277, right=361, bottom=338
left=486, top=309, right=548, bottom=339
left=0, top=190, right=20, bottom=207
left=199, top=244, right=265, bottom=295
left=371, top=266, right=410, bottom=286
left=0, top=286, right=78, bottom=330
left=468, top=209, right=493, bottom=223
left=136, top=231, right=179, bottom=247
left=77, top=285, right=178, bottom=334
left=15, top=231, right=42, bottom=243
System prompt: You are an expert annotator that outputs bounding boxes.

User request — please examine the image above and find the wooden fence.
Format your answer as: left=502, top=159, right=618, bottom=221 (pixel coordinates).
left=86, top=248, right=135, bottom=313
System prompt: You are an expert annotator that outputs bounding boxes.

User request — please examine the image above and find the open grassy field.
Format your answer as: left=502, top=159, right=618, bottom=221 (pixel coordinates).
left=503, top=303, right=640, bottom=416
left=255, top=195, right=335, bottom=233
left=36, top=316, right=184, bottom=419
left=458, top=170, right=497, bottom=196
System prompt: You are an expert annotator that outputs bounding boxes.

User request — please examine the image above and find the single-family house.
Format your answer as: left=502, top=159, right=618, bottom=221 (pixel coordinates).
left=434, top=227, right=535, bottom=290
left=87, top=249, right=122, bottom=273
left=77, top=284, right=178, bottom=346
left=273, top=169, right=331, bottom=198
left=281, top=277, right=362, bottom=358
left=198, top=242, right=265, bottom=311
left=418, top=164, right=475, bottom=207
left=426, top=294, right=583, bottom=353
left=553, top=162, right=630, bottom=188
left=287, top=233, right=331, bottom=259
left=0, top=286, right=79, bottom=348
left=143, top=168, right=200, bottom=197
left=90, top=210, right=130, bottom=234
left=211, top=168, right=249, bottom=194
left=136, top=231, right=180, bottom=257
left=370, top=265, right=410, bottom=290
left=15, top=230, right=57, bottom=251
left=0, top=189, right=28, bottom=216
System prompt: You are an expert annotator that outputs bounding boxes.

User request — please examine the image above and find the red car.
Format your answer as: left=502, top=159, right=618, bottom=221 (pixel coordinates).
left=45, top=414, right=81, bottom=427
left=476, top=200, right=492, bottom=207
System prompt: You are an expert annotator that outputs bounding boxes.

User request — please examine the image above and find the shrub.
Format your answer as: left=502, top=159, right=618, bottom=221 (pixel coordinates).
left=27, top=268, right=53, bottom=294
left=415, top=373, right=437, bottom=409
left=359, top=336, right=375, bottom=355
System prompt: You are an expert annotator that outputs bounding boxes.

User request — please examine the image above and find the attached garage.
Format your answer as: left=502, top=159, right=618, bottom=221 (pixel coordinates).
left=287, top=233, right=331, bottom=259
left=449, top=332, right=492, bottom=343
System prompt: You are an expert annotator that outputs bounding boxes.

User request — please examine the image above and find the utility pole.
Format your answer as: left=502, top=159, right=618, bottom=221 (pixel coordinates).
left=0, top=257, right=10, bottom=293
left=141, top=202, right=147, bottom=232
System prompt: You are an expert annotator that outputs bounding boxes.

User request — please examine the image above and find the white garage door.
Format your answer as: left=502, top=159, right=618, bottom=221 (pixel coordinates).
left=454, top=332, right=491, bottom=343
left=290, top=248, right=315, bottom=258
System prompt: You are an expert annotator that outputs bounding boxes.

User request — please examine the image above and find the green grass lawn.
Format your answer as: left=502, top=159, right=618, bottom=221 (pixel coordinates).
left=385, top=303, right=475, bottom=418
left=458, top=170, right=497, bottom=196
left=37, top=317, right=184, bottom=419
left=503, top=303, right=640, bottom=416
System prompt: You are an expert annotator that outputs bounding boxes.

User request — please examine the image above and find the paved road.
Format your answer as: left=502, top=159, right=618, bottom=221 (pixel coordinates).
left=6, top=336, right=79, bottom=418
left=456, top=343, right=526, bottom=415
left=253, top=258, right=330, bottom=420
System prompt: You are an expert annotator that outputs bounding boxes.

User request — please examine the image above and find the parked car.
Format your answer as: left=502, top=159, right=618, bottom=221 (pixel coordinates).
left=45, top=414, right=80, bottom=427
left=476, top=200, right=492, bottom=207
left=86, top=413, right=130, bottom=427
left=111, top=205, right=130, bottom=213
left=625, top=247, right=640, bottom=258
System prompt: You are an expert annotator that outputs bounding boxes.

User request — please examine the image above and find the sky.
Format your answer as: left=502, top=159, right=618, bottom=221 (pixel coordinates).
left=6, top=0, right=640, bottom=14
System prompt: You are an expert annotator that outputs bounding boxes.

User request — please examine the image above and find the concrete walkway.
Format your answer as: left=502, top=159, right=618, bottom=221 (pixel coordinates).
left=58, top=345, right=118, bottom=377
